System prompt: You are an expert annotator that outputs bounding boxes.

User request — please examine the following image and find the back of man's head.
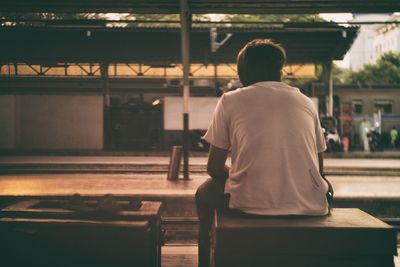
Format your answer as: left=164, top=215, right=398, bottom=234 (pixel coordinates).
left=237, top=39, right=286, bottom=87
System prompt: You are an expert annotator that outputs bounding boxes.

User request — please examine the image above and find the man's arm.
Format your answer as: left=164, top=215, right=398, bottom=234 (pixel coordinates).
left=319, top=151, right=334, bottom=203
left=318, top=152, right=324, bottom=175
left=207, top=145, right=229, bottom=181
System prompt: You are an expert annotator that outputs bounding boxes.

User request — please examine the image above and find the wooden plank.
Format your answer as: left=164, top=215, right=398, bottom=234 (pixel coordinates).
left=217, top=208, right=392, bottom=229
left=1, top=199, right=162, bottom=220
left=0, top=217, right=149, bottom=227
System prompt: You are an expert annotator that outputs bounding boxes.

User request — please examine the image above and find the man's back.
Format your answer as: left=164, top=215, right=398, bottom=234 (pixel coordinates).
left=204, top=81, right=328, bottom=215
left=196, top=39, right=329, bottom=267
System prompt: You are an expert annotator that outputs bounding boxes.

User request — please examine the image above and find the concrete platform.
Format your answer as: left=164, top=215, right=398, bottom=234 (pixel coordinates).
left=1, top=173, right=400, bottom=199
left=1, top=156, right=400, bottom=175
left=1, top=173, right=399, bottom=238
left=2, top=150, right=400, bottom=159
left=1, top=156, right=400, bottom=168
left=0, top=172, right=399, bottom=211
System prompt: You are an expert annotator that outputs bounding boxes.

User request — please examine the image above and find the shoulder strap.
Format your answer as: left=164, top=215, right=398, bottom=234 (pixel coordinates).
left=321, top=173, right=334, bottom=206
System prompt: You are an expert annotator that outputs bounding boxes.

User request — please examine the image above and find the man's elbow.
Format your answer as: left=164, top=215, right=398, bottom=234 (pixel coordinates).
left=207, top=165, right=228, bottom=181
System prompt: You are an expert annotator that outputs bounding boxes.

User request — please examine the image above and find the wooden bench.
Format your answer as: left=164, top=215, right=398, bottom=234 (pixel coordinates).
left=211, top=208, right=397, bottom=267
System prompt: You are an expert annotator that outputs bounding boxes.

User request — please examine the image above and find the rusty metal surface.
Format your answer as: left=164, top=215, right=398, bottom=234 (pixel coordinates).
left=0, top=0, right=399, bottom=14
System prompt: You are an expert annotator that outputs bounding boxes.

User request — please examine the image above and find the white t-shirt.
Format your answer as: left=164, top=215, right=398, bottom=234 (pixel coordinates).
left=203, top=81, right=328, bottom=216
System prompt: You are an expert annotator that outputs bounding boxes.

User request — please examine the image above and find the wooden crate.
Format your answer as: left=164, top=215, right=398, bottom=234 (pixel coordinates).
left=0, top=199, right=162, bottom=267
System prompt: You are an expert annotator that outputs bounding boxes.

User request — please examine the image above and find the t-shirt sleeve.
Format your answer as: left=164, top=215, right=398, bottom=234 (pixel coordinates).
left=203, top=94, right=230, bottom=150
left=315, top=113, right=327, bottom=153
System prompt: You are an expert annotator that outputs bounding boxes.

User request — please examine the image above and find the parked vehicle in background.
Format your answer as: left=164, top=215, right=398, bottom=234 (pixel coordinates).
left=321, top=116, right=343, bottom=152
left=367, top=127, right=383, bottom=152
left=324, top=128, right=343, bottom=152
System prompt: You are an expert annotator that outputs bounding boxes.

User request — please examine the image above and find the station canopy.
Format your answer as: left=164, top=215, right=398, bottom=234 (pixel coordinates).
left=4, top=0, right=393, bottom=65
left=0, top=0, right=399, bottom=13
left=0, top=24, right=358, bottom=64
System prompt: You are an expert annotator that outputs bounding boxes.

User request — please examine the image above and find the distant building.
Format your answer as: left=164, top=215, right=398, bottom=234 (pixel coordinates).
left=372, top=13, right=400, bottom=62
left=347, top=14, right=392, bottom=71
left=313, top=83, right=400, bottom=150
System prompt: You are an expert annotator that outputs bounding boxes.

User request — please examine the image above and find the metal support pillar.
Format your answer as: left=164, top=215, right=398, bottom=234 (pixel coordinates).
left=323, top=62, right=333, bottom=117
left=214, top=63, right=219, bottom=95
left=101, top=63, right=110, bottom=149
left=14, top=63, right=18, bottom=75
left=180, top=0, right=191, bottom=180
left=101, top=63, right=110, bottom=107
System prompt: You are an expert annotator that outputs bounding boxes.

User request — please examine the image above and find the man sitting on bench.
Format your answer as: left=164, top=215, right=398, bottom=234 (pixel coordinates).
left=196, top=39, right=329, bottom=267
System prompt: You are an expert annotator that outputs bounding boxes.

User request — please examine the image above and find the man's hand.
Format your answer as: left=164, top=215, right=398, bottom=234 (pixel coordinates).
left=207, top=145, right=229, bottom=181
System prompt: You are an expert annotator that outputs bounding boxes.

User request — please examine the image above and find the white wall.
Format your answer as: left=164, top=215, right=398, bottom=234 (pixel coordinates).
left=348, top=14, right=392, bottom=71
left=0, top=95, right=103, bottom=150
left=0, top=95, right=16, bottom=148
left=373, top=17, right=400, bottom=61
left=164, top=97, right=220, bottom=130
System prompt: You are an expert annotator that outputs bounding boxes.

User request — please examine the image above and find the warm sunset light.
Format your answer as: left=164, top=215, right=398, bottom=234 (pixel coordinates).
left=0, top=1, right=399, bottom=267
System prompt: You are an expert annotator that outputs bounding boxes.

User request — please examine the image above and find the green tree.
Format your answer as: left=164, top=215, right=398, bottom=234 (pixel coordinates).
left=345, top=52, right=400, bottom=85
left=314, top=64, right=349, bottom=84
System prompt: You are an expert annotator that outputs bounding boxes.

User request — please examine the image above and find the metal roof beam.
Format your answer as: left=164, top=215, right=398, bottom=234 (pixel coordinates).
left=0, top=1, right=399, bottom=14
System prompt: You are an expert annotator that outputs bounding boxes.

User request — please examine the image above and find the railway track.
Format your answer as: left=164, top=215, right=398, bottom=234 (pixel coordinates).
left=1, top=163, right=400, bottom=176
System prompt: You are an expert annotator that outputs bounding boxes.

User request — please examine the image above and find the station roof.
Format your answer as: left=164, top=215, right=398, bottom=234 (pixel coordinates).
left=0, top=0, right=399, bottom=14
left=0, top=25, right=358, bottom=64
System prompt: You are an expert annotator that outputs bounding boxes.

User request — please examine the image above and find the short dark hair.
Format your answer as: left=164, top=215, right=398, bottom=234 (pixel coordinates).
left=237, top=39, right=286, bottom=86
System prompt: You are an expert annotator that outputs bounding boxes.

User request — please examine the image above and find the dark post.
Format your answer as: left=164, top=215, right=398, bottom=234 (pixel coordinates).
left=101, top=63, right=110, bottom=107
left=180, top=0, right=191, bottom=180
left=101, top=63, right=110, bottom=149
left=323, top=61, right=333, bottom=117
left=214, top=63, right=219, bottom=95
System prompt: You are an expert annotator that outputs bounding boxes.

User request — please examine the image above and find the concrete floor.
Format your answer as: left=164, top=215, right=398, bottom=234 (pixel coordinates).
left=162, top=246, right=197, bottom=267
left=162, top=246, right=400, bottom=267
